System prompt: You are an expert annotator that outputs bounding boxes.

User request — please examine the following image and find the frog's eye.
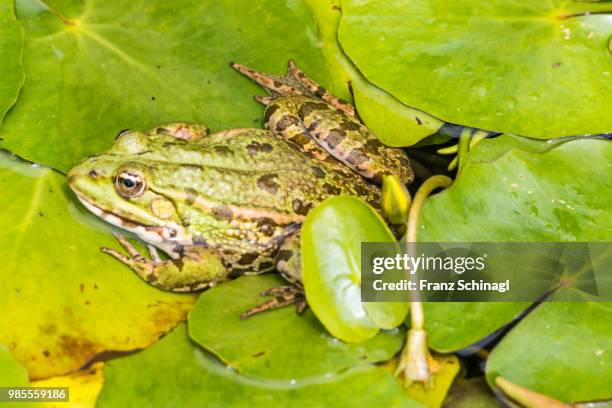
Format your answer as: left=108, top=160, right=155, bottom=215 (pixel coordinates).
left=115, top=170, right=146, bottom=198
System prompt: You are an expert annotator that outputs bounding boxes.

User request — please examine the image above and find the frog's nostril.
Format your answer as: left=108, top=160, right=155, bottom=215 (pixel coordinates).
left=89, top=170, right=99, bottom=179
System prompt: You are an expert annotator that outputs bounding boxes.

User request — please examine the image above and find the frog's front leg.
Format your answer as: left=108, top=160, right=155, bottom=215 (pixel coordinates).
left=102, top=233, right=230, bottom=292
left=240, top=231, right=307, bottom=319
left=232, top=61, right=413, bottom=185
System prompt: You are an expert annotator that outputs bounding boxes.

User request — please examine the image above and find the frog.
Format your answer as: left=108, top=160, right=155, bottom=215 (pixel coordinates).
left=67, top=61, right=413, bottom=317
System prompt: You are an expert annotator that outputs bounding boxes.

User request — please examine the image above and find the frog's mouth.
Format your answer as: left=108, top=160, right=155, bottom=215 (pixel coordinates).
left=75, top=195, right=180, bottom=246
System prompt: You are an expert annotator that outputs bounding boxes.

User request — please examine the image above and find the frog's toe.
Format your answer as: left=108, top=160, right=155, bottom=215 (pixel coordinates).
left=240, top=285, right=306, bottom=320
left=287, top=60, right=357, bottom=119
left=231, top=62, right=302, bottom=97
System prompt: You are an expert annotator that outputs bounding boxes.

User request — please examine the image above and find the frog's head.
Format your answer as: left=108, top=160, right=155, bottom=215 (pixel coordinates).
left=68, top=130, right=189, bottom=245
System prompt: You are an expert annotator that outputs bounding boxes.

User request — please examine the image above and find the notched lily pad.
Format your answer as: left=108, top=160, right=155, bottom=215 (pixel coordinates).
left=188, top=274, right=404, bottom=380
left=339, top=0, right=612, bottom=137
left=98, top=324, right=424, bottom=407
left=419, top=138, right=611, bottom=351
left=0, top=151, right=194, bottom=379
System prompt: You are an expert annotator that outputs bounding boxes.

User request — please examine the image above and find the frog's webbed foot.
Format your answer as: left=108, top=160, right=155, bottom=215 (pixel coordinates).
left=240, top=285, right=307, bottom=320
left=231, top=61, right=356, bottom=118
left=102, top=233, right=228, bottom=292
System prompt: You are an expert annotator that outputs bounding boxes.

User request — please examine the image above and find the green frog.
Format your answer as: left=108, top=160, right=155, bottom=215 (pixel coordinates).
left=67, top=62, right=413, bottom=316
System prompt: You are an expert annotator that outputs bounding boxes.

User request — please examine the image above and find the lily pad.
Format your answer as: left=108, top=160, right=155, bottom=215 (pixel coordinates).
left=338, top=0, right=612, bottom=137
left=0, top=344, right=38, bottom=407
left=98, top=324, right=424, bottom=408
left=301, top=196, right=409, bottom=343
left=2, top=0, right=333, bottom=171
left=32, top=362, right=104, bottom=408
left=419, top=138, right=611, bottom=351
left=0, top=0, right=24, bottom=124
left=0, top=151, right=194, bottom=379
left=304, top=0, right=443, bottom=147
left=443, top=378, right=499, bottom=408
left=0, top=344, right=29, bottom=387
left=487, top=289, right=612, bottom=402
left=188, top=274, right=404, bottom=380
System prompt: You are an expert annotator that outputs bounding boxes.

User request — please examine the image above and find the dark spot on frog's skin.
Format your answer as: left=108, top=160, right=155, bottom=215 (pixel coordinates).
left=306, top=120, right=321, bottom=133
left=264, top=104, right=280, bottom=123
left=238, top=252, right=259, bottom=265
left=363, top=138, right=382, bottom=154
left=325, top=129, right=346, bottom=149
left=354, top=184, right=370, bottom=197
left=339, top=120, right=361, bottom=131
left=247, top=141, right=273, bottom=156
left=255, top=217, right=278, bottom=236
left=212, top=205, right=233, bottom=220
left=193, top=233, right=207, bottom=245
left=314, top=86, right=327, bottom=97
left=157, top=127, right=170, bottom=135
left=346, top=149, right=369, bottom=167
left=185, top=188, right=198, bottom=205
left=252, top=351, right=266, bottom=358
left=292, top=199, right=313, bottom=216
left=298, top=102, right=328, bottom=119
left=258, top=261, right=274, bottom=271
left=147, top=273, right=158, bottom=283
left=311, top=166, right=325, bottom=178
left=89, top=170, right=99, bottom=179
left=214, top=145, right=233, bottom=156
left=277, top=249, right=294, bottom=262
left=273, top=80, right=284, bottom=88
left=415, top=116, right=423, bottom=126
left=42, top=350, right=50, bottom=357
left=323, top=183, right=341, bottom=195
left=257, top=174, right=280, bottom=194
left=275, top=115, right=300, bottom=133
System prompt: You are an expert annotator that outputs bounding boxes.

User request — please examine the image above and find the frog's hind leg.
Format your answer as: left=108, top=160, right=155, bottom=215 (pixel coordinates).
left=231, top=61, right=356, bottom=119
left=231, top=62, right=303, bottom=100
left=287, top=60, right=357, bottom=119
left=240, top=232, right=308, bottom=319
left=240, top=286, right=307, bottom=320
left=146, top=122, right=209, bottom=141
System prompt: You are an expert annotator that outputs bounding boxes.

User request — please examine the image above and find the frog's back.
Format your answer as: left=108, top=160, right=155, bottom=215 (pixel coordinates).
left=141, top=128, right=378, bottom=256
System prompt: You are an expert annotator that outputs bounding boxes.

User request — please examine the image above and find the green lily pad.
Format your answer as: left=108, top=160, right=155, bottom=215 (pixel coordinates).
left=443, top=378, right=498, bottom=408
left=338, top=0, right=612, bottom=138
left=487, top=289, right=612, bottom=402
left=0, top=344, right=38, bottom=407
left=302, top=196, right=409, bottom=343
left=188, top=274, right=404, bottom=380
left=98, top=324, right=423, bottom=408
left=0, top=344, right=29, bottom=387
left=1, top=0, right=333, bottom=171
left=304, top=0, right=443, bottom=147
left=0, top=0, right=24, bottom=124
left=0, top=151, right=194, bottom=379
left=419, top=138, right=611, bottom=351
